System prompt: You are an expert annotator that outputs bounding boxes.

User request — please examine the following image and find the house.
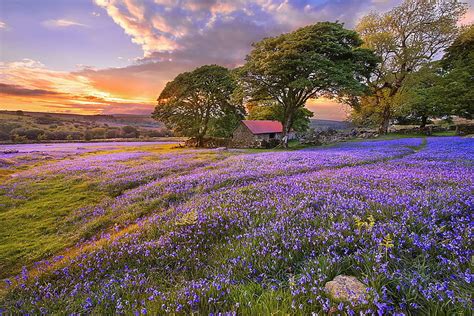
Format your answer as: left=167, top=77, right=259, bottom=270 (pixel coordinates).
left=231, top=120, right=295, bottom=148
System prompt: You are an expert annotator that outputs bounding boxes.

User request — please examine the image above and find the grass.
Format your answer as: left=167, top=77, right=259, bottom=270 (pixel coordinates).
left=0, top=176, right=108, bottom=278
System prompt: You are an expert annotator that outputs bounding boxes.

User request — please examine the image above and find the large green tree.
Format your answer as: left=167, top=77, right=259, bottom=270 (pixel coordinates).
left=394, top=24, right=474, bottom=126
left=355, top=0, right=467, bottom=133
left=239, top=22, right=377, bottom=147
left=395, top=63, right=445, bottom=127
left=436, top=24, right=474, bottom=119
left=153, top=65, right=244, bottom=146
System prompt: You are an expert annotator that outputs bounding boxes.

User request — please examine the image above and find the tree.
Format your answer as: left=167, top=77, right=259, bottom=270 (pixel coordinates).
left=247, top=102, right=313, bottom=133
left=395, top=63, right=445, bottom=127
left=355, top=0, right=467, bottom=133
left=435, top=24, right=474, bottom=119
left=240, top=22, right=377, bottom=147
left=153, top=65, right=244, bottom=146
left=394, top=24, right=474, bottom=125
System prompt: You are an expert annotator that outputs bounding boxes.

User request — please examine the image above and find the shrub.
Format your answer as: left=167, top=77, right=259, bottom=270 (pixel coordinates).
left=0, top=131, right=9, bottom=141
left=11, top=134, right=28, bottom=142
left=36, top=116, right=59, bottom=125
left=88, top=128, right=106, bottom=139
left=105, top=129, right=121, bottom=139
left=145, top=128, right=171, bottom=137
left=121, top=126, right=139, bottom=138
left=10, top=128, right=45, bottom=140
left=0, top=122, right=22, bottom=133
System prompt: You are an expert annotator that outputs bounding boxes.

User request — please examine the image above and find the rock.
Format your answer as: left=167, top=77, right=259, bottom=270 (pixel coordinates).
left=2, top=149, right=19, bottom=154
left=324, top=275, right=367, bottom=303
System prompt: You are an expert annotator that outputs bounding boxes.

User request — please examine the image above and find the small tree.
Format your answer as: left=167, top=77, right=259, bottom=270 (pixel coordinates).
left=153, top=65, right=243, bottom=146
left=355, top=0, right=467, bottom=133
left=240, top=22, right=377, bottom=147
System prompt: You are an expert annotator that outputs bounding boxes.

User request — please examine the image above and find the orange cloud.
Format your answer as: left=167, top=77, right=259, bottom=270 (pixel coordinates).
left=0, top=59, right=154, bottom=114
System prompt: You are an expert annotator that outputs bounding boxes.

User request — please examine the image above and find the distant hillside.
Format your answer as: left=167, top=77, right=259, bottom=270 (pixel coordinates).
left=310, top=119, right=353, bottom=130
left=0, top=110, right=170, bottom=142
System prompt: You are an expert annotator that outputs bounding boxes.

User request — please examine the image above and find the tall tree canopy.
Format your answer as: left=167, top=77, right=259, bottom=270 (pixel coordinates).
left=239, top=22, right=378, bottom=146
left=355, top=0, right=467, bottom=133
left=390, top=24, right=474, bottom=126
left=153, top=65, right=244, bottom=146
left=435, top=24, right=474, bottom=119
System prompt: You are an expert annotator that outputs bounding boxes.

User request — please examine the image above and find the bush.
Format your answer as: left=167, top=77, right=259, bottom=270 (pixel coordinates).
left=121, top=126, right=139, bottom=138
left=88, top=128, right=106, bottom=139
left=0, top=122, right=22, bottom=133
left=10, top=128, right=45, bottom=140
left=145, top=128, right=171, bottom=137
left=11, top=134, right=28, bottom=142
left=36, top=116, right=59, bottom=125
left=0, top=131, right=9, bottom=141
left=84, top=130, right=93, bottom=141
left=105, top=129, right=121, bottom=139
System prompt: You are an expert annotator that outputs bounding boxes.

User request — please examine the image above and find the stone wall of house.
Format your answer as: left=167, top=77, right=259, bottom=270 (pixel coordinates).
left=231, top=124, right=258, bottom=148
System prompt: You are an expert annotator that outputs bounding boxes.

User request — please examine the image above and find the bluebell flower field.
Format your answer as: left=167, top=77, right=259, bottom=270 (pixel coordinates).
left=0, top=137, right=472, bottom=314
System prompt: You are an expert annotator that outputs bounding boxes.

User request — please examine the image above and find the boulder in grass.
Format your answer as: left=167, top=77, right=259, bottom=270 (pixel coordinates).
left=324, top=275, right=367, bottom=303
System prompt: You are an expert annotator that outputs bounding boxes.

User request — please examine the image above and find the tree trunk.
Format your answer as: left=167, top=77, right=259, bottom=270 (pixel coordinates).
left=196, top=135, right=204, bottom=147
left=420, top=115, right=428, bottom=128
left=281, top=108, right=294, bottom=148
left=379, top=104, right=391, bottom=134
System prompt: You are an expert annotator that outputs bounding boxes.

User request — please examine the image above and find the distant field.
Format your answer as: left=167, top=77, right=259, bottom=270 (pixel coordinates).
left=0, top=137, right=472, bottom=314
left=0, top=110, right=170, bottom=142
left=309, top=119, right=354, bottom=130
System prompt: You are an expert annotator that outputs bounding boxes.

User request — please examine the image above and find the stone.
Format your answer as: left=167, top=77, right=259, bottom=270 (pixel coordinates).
left=324, top=275, right=367, bottom=303
left=2, top=149, right=19, bottom=154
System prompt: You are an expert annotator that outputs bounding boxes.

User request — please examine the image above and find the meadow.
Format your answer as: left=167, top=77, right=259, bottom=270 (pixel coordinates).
left=0, top=137, right=472, bottom=315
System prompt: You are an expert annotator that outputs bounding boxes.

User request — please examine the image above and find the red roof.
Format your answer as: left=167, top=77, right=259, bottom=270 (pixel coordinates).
left=242, top=120, right=283, bottom=134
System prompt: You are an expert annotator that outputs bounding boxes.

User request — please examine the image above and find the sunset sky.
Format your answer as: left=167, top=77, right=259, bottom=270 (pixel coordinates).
left=1, top=0, right=473, bottom=120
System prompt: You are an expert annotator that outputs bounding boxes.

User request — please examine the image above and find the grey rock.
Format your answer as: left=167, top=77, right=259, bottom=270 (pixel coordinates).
left=324, top=275, right=367, bottom=303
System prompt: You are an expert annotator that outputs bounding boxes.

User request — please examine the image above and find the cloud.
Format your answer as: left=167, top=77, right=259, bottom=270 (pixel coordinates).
left=0, top=83, right=61, bottom=97
left=4, top=0, right=411, bottom=118
left=0, top=21, right=6, bottom=29
left=42, top=19, right=88, bottom=28
left=460, top=7, right=474, bottom=25
left=94, top=0, right=179, bottom=55
left=0, top=59, right=154, bottom=115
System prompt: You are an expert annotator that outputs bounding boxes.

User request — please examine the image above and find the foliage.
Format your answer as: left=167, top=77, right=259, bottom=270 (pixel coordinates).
left=394, top=63, right=445, bottom=126
left=153, top=65, right=244, bottom=145
left=247, top=102, right=314, bottom=132
left=354, top=0, right=467, bottom=132
left=239, top=22, right=378, bottom=145
left=394, top=24, right=474, bottom=124
left=435, top=24, right=474, bottom=119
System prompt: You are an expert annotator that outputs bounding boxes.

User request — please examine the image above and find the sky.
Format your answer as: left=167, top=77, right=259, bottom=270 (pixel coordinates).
left=1, top=0, right=473, bottom=120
